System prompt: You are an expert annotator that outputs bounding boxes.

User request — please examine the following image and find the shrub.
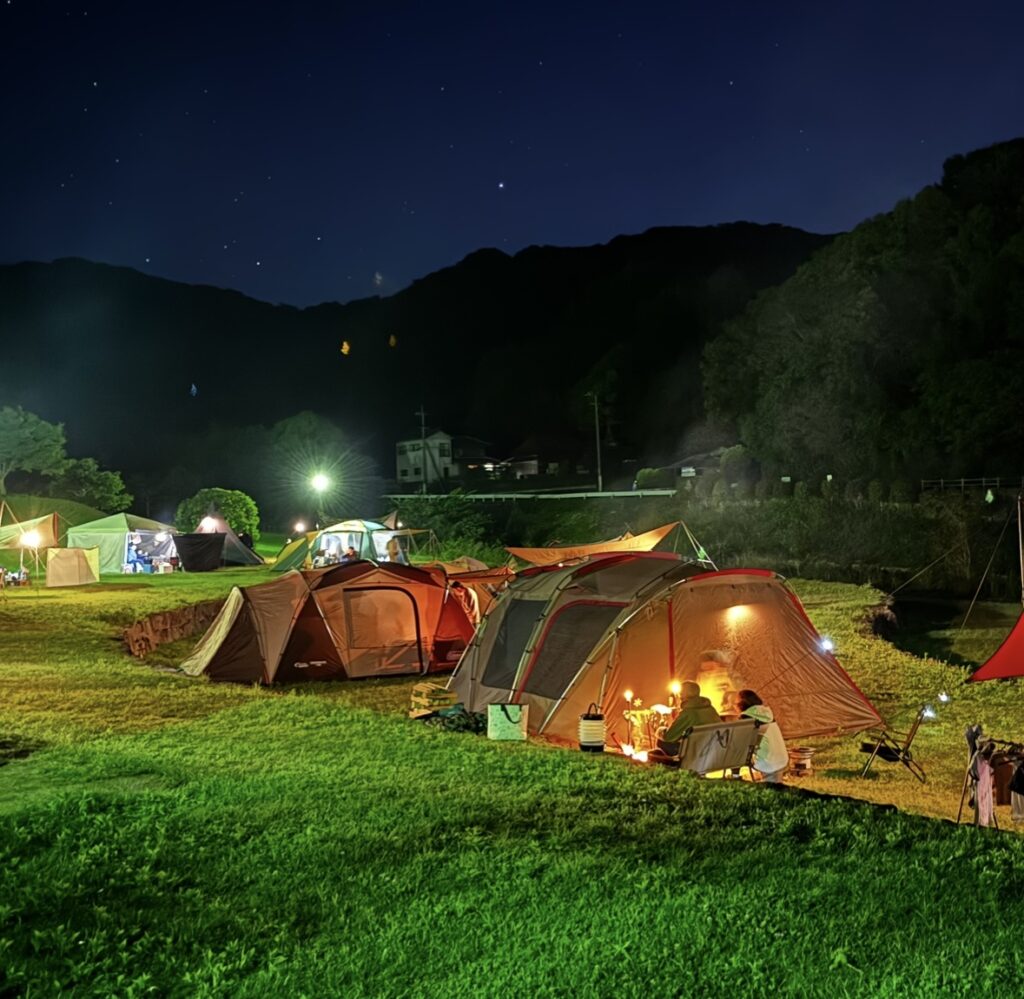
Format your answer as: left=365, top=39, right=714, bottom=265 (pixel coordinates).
left=176, top=487, right=260, bottom=541
left=711, top=477, right=730, bottom=503
left=889, top=479, right=916, bottom=503
left=694, top=472, right=719, bottom=501
left=867, top=479, right=886, bottom=504
left=753, top=478, right=770, bottom=501
left=635, top=467, right=675, bottom=489
left=821, top=477, right=838, bottom=501
left=844, top=479, right=866, bottom=501
left=733, top=479, right=755, bottom=501
left=793, top=481, right=810, bottom=501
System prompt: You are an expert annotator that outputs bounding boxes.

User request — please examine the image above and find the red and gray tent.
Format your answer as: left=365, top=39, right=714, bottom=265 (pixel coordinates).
left=448, top=556, right=882, bottom=744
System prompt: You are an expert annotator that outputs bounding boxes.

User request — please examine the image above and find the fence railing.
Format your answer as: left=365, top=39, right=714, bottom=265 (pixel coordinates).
left=919, top=477, right=1023, bottom=492
left=383, top=489, right=677, bottom=502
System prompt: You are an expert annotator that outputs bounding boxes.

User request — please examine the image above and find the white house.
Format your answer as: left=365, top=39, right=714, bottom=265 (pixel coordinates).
left=395, top=432, right=493, bottom=485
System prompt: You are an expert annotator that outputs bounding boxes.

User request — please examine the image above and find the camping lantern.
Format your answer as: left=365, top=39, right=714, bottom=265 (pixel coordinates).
left=579, top=704, right=606, bottom=753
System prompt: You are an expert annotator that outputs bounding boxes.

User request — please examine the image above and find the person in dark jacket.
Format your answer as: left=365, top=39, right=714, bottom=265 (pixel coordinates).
left=657, top=681, right=722, bottom=755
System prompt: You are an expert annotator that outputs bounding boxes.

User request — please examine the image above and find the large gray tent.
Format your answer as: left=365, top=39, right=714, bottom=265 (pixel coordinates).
left=448, top=558, right=882, bottom=746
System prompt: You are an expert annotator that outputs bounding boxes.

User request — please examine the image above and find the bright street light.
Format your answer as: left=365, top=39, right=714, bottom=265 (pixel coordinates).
left=311, top=473, right=329, bottom=493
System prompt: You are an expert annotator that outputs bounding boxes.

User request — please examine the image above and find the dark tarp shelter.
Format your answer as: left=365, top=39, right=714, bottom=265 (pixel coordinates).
left=194, top=511, right=263, bottom=566
left=175, top=533, right=227, bottom=572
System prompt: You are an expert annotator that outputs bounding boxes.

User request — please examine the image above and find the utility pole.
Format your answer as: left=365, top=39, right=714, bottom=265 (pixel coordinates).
left=415, top=405, right=427, bottom=495
left=589, top=392, right=603, bottom=492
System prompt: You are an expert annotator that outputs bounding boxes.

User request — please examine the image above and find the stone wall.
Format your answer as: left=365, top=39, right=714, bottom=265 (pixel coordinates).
left=122, top=599, right=226, bottom=658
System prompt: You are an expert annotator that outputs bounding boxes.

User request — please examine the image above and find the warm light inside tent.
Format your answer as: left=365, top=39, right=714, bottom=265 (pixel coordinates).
left=651, top=703, right=672, bottom=716
left=725, top=604, right=749, bottom=623
left=19, top=530, right=41, bottom=549
left=155, top=532, right=168, bottom=543
left=623, top=689, right=634, bottom=703
left=200, top=517, right=218, bottom=532
left=669, top=680, right=682, bottom=696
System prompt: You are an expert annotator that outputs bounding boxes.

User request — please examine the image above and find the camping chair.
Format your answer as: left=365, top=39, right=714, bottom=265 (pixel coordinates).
left=674, top=719, right=760, bottom=778
left=859, top=706, right=927, bottom=783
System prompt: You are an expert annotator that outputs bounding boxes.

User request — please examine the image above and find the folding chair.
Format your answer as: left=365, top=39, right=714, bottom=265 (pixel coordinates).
left=859, top=706, right=927, bottom=783
left=675, top=719, right=760, bottom=778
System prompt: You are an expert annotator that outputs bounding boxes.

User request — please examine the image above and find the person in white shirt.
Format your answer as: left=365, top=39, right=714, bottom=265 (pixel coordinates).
left=737, top=689, right=788, bottom=783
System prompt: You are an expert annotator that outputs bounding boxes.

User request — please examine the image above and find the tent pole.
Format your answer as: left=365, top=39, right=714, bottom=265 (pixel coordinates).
left=1017, top=492, right=1023, bottom=607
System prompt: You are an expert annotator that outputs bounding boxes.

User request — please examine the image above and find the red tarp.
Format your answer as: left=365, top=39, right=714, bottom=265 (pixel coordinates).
left=968, top=610, right=1024, bottom=681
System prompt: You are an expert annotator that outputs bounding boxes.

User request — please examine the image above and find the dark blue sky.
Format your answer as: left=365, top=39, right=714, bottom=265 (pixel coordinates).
left=2, top=1, right=1022, bottom=305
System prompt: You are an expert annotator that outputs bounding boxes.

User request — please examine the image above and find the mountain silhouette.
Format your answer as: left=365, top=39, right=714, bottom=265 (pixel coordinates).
left=0, top=222, right=831, bottom=480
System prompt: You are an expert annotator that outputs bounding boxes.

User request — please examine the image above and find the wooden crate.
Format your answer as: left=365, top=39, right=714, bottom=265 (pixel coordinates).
left=409, top=682, right=459, bottom=718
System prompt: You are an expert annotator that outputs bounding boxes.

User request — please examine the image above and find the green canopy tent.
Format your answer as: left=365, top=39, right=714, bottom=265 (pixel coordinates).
left=272, top=519, right=423, bottom=572
left=67, top=513, right=178, bottom=574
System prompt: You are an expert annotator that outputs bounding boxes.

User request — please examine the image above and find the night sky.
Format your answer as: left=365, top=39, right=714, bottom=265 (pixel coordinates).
left=2, top=1, right=1022, bottom=307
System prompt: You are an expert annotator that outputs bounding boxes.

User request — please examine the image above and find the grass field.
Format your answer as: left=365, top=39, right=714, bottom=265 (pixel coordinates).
left=2, top=571, right=1024, bottom=996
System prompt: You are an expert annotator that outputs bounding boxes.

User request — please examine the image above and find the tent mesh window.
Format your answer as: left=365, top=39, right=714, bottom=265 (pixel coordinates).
left=522, top=602, right=623, bottom=700
left=481, top=599, right=542, bottom=691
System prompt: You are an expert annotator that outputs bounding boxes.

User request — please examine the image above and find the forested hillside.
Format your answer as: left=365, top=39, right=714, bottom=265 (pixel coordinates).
left=0, top=224, right=829, bottom=487
left=704, top=139, right=1024, bottom=481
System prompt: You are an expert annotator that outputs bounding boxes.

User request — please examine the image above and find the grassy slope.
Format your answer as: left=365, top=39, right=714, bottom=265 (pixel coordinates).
left=2, top=573, right=1024, bottom=996
left=0, top=493, right=106, bottom=528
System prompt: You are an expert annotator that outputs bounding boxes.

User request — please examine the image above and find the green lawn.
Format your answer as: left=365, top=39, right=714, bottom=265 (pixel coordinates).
left=2, top=572, right=1024, bottom=996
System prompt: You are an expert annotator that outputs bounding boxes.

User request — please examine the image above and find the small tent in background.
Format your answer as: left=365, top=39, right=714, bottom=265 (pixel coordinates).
left=182, top=562, right=474, bottom=683
left=272, top=519, right=424, bottom=571
left=449, top=559, right=883, bottom=745
left=46, top=547, right=100, bottom=587
left=0, top=510, right=61, bottom=551
left=190, top=510, right=263, bottom=567
left=67, top=513, right=178, bottom=574
left=504, top=522, right=680, bottom=566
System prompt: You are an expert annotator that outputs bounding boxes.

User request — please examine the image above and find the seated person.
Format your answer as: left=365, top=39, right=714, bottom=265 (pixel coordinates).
left=311, top=548, right=336, bottom=568
left=737, top=689, right=788, bottom=784
left=340, top=545, right=359, bottom=563
left=656, top=681, right=722, bottom=755
left=126, top=542, right=145, bottom=572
